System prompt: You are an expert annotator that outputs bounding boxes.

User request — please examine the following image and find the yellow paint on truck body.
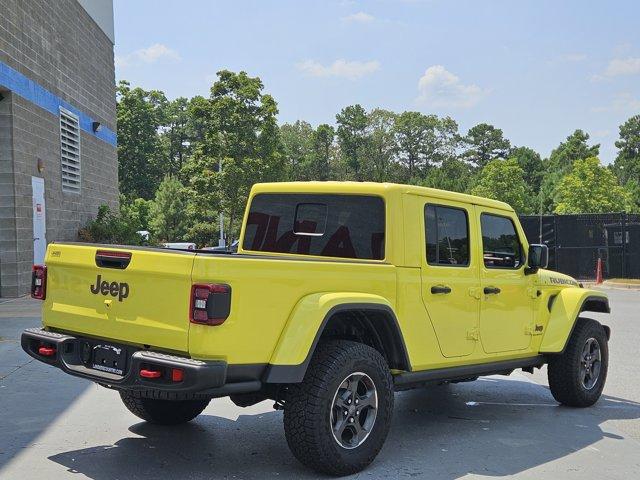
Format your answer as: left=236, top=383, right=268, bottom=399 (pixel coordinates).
left=40, top=182, right=609, bottom=374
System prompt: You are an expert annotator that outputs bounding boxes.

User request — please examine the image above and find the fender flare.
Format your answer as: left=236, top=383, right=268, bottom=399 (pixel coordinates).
left=263, top=292, right=410, bottom=383
left=539, top=289, right=610, bottom=354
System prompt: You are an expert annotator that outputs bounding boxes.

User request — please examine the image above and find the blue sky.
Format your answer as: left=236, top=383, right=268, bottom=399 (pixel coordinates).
left=114, top=0, right=640, bottom=164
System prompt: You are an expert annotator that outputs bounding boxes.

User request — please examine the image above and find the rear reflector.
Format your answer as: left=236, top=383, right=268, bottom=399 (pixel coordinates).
left=31, top=265, right=47, bottom=300
left=38, top=345, right=56, bottom=357
left=190, top=283, right=231, bottom=326
left=139, top=369, right=162, bottom=379
left=171, top=368, right=184, bottom=382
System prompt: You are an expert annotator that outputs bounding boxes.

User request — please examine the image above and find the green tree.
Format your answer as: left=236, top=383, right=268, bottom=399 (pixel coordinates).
left=336, top=104, right=369, bottom=179
left=392, top=112, right=459, bottom=180
left=555, top=157, right=630, bottom=214
left=463, top=123, right=511, bottom=169
left=422, top=158, right=473, bottom=193
left=509, top=146, right=544, bottom=194
left=366, top=109, right=400, bottom=182
left=215, top=156, right=282, bottom=241
left=280, top=120, right=314, bottom=180
left=548, top=129, right=600, bottom=172
left=310, top=124, right=335, bottom=180
left=158, top=97, right=192, bottom=176
left=148, top=176, right=189, bottom=242
left=470, top=158, right=532, bottom=213
left=185, top=95, right=211, bottom=144
left=539, top=129, right=600, bottom=213
left=116, top=80, right=167, bottom=199
left=181, top=70, right=284, bottom=244
left=78, top=204, right=143, bottom=245
left=120, top=196, right=153, bottom=231
left=208, top=70, right=281, bottom=161
left=625, top=179, right=640, bottom=212
left=612, top=115, right=640, bottom=185
left=394, top=111, right=430, bottom=179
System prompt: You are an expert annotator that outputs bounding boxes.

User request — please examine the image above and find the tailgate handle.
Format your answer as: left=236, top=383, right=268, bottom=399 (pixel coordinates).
left=96, top=250, right=132, bottom=269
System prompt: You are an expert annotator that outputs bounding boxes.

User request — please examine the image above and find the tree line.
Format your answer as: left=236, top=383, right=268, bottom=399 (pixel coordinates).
left=102, top=70, right=640, bottom=246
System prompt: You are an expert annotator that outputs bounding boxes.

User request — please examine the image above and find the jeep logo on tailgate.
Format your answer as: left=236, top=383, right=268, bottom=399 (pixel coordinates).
left=90, top=275, right=129, bottom=302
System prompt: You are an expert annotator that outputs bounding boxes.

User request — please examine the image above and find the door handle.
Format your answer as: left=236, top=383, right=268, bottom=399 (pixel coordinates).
left=484, top=286, right=501, bottom=295
left=431, top=285, right=452, bottom=294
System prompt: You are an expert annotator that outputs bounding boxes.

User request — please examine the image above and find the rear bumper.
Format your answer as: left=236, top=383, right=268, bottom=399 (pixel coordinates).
left=21, top=328, right=260, bottom=397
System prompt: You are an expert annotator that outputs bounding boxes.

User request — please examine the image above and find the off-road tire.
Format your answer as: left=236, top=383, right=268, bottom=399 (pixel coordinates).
left=283, top=340, right=394, bottom=476
left=119, top=390, right=210, bottom=425
left=548, top=317, right=608, bottom=407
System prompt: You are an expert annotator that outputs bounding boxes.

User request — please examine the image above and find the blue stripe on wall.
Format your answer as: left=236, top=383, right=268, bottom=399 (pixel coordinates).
left=0, top=60, right=117, bottom=147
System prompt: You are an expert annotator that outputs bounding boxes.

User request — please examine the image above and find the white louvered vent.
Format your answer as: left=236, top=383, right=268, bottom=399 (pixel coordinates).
left=60, top=108, right=81, bottom=194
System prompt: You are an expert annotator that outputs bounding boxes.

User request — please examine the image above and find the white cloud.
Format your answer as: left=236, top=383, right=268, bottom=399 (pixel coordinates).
left=416, top=65, right=487, bottom=108
left=115, top=43, right=180, bottom=68
left=341, top=11, right=375, bottom=23
left=592, top=92, right=640, bottom=112
left=603, top=57, right=640, bottom=77
left=296, top=59, right=381, bottom=80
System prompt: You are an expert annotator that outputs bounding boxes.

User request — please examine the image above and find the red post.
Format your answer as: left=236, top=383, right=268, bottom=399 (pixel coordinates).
left=595, top=258, right=603, bottom=284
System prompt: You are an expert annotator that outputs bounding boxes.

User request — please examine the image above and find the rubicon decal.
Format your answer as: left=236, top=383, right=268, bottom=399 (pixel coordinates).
left=549, top=277, right=578, bottom=286
left=90, top=275, right=129, bottom=301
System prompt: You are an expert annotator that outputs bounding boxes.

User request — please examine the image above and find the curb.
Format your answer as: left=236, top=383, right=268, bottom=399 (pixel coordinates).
left=595, top=281, right=640, bottom=291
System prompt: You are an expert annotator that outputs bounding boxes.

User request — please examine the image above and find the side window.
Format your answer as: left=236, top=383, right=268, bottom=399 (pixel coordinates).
left=424, top=205, right=470, bottom=266
left=480, top=214, right=523, bottom=269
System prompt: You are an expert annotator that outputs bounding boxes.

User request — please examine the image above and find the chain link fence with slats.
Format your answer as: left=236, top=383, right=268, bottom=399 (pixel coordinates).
left=519, top=213, right=640, bottom=280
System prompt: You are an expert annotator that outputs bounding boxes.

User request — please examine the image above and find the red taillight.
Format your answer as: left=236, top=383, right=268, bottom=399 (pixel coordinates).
left=31, top=265, right=47, bottom=300
left=140, top=369, right=162, bottom=379
left=190, top=283, right=231, bottom=326
left=38, top=345, right=56, bottom=357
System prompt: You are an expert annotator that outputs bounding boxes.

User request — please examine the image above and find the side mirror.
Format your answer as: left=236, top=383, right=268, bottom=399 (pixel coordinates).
left=526, top=244, right=549, bottom=273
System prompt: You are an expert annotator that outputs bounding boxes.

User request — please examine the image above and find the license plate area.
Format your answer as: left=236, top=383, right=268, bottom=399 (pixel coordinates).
left=89, top=343, right=128, bottom=376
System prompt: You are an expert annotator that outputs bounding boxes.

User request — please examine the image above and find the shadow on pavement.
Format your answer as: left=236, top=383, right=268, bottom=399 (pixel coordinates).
left=0, top=297, right=90, bottom=470
left=47, top=377, right=640, bottom=479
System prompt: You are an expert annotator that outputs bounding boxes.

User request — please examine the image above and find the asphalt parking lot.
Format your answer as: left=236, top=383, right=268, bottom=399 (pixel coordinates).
left=1, top=289, right=639, bottom=479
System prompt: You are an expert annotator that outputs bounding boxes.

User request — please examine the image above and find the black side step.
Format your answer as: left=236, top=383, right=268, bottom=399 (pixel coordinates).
left=394, top=355, right=545, bottom=390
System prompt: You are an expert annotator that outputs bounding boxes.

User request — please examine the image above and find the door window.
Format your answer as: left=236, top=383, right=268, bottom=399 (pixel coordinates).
left=480, top=214, right=523, bottom=269
left=424, top=205, right=470, bottom=266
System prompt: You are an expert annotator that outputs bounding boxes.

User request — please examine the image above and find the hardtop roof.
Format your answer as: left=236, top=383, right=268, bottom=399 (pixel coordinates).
left=251, top=181, right=513, bottom=212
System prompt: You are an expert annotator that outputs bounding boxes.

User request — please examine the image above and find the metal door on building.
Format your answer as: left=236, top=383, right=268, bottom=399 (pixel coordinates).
left=31, top=176, right=46, bottom=265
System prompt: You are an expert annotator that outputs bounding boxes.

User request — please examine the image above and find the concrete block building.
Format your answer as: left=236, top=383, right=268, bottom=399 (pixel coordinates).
left=0, top=0, right=118, bottom=297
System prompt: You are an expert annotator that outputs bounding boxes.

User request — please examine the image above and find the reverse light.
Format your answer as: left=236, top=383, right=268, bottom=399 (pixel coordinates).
left=190, top=283, right=231, bottom=326
left=31, top=265, right=47, bottom=300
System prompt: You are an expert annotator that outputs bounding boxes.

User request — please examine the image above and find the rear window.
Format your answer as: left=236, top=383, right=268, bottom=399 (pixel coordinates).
left=242, top=194, right=385, bottom=260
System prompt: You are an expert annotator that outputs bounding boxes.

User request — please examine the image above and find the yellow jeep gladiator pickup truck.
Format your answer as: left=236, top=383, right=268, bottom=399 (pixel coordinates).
left=22, top=182, right=610, bottom=475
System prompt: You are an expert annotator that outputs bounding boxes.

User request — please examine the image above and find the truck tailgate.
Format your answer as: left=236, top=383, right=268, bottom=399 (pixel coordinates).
left=42, top=244, right=195, bottom=353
